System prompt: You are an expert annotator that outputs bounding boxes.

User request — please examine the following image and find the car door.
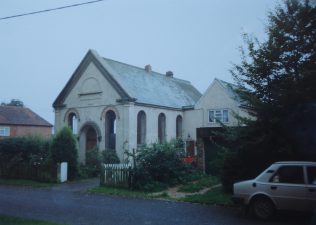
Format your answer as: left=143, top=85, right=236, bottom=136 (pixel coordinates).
left=268, top=165, right=307, bottom=211
left=305, top=166, right=316, bottom=210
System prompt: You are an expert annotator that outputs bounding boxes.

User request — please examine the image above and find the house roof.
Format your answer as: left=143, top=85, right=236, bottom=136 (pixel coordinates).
left=53, top=50, right=202, bottom=109
left=215, top=78, right=252, bottom=109
left=102, top=58, right=202, bottom=109
left=0, top=106, right=53, bottom=127
left=215, top=78, right=241, bottom=101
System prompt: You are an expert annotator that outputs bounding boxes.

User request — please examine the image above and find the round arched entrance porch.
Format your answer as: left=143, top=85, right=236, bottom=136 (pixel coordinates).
left=78, top=122, right=101, bottom=163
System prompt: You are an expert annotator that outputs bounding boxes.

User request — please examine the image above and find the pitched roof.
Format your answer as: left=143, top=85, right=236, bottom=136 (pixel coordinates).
left=215, top=78, right=252, bottom=109
left=102, top=58, right=201, bottom=109
left=0, top=106, right=52, bottom=127
left=215, top=78, right=241, bottom=101
left=53, top=50, right=202, bottom=109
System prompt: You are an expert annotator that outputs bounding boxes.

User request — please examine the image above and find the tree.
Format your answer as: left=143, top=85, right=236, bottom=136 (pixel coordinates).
left=50, top=127, right=79, bottom=180
left=1, top=99, right=24, bottom=107
left=221, top=0, right=316, bottom=192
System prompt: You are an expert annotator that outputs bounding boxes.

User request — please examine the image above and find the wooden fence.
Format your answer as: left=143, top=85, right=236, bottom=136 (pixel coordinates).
left=101, top=163, right=133, bottom=187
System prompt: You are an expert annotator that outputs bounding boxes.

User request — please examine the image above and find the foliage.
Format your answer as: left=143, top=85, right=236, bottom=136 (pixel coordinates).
left=180, top=186, right=233, bottom=206
left=178, top=175, right=219, bottom=193
left=102, top=148, right=120, bottom=164
left=89, top=186, right=157, bottom=198
left=80, top=148, right=120, bottom=178
left=0, top=136, right=55, bottom=182
left=221, top=0, right=316, bottom=192
left=50, top=127, right=78, bottom=180
left=129, top=140, right=189, bottom=191
left=1, top=99, right=24, bottom=107
left=79, top=147, right=102, bottom=178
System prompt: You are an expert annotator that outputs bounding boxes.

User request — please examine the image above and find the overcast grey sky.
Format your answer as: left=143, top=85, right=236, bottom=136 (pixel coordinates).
left=0, top=0, right=279, bottom=124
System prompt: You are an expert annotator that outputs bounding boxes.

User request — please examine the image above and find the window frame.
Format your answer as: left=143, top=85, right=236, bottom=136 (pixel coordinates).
left=0, top=126, right=10, bottom=137
left=269, top=165, right=305, bottom=185
left=208, top=109, right=229, bottom=123
left=137, top=110, right=146, bottom=145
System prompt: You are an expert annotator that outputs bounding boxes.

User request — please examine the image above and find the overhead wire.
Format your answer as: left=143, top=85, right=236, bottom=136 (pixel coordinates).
left=0, top=0, right=106, bottom=21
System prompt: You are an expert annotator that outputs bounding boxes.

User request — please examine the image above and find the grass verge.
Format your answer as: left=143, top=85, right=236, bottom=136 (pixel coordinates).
left=180, top=186, right=233, bottom=206
left=88, top=186, right=156, bottom=198
left=0, top=215, right=68, bottom=225
left=0, top=179, right=54, bottom=188
left=178, top=176, right=219, bottom=193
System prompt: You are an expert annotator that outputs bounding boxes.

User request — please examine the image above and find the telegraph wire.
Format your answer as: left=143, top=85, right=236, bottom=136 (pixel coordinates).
left=0, top=0, right=106, bottom=21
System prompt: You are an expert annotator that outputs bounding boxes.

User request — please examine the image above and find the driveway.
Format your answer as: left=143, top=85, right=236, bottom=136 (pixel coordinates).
left=0, top=179, right=314, bottom=225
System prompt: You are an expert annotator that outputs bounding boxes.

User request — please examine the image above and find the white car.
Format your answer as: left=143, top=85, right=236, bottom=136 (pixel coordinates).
left=232, top=161, right=316, bottom=220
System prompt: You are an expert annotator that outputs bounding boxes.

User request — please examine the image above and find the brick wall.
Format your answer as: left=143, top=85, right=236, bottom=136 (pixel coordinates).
left=9, top=125, right=52, bottom=138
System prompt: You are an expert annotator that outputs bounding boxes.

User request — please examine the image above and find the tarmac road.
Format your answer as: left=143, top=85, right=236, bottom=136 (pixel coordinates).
left=0, top=179, right=315, bottom=225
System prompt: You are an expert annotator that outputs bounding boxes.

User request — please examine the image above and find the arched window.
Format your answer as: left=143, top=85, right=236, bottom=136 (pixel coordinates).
left=137, top=111, right=146, bottom=145
left=105, top=110, right=116, bottom=150
left=176, top=115, right=183, bottom=138
left=68, top=113, right=78, bottom=134
left=158, top=113, right=166, bottom=143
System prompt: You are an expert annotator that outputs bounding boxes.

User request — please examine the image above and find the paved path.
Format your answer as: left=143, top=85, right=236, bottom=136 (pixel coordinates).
left=0, top=179, right=315, bottom=225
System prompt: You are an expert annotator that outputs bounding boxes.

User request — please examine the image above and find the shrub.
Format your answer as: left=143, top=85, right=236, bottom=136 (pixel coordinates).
left=50, top=127, right=78, bottom=180
left=79, top=147, right=102, bottom=178
left=102, top=149, right=120, bottom=164
left=0, top=136, right=55, bottom=182
left=130, top=140, right=189, bottom=191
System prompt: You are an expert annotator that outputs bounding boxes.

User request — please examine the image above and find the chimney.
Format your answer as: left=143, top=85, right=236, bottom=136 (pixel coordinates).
left=166, top=71, right=173, bottom=77
left=144, top=64, right=152, bottom=73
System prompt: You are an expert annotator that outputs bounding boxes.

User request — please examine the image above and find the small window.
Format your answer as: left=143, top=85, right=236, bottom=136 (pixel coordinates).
left=137, top=111, right=146, bottom=145
left=68, top=113, right=78, bottom=135
left=223, top=110, right=229, bottom=122
left=158, top=113, right=166, bottom=143
left=307, top=166, right=316, bottom=185
left=209, top=111, right=215, bottom=122
left=0, top=127, right=10, bottom=136
left=208, top=109, right=229, bottom=123
left=270, top=166, right=304, bottom=184
left=176, top=115, right=183, bottom=138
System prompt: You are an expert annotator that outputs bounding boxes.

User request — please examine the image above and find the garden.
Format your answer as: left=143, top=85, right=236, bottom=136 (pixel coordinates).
left=0, top=127, right=232, bottom=206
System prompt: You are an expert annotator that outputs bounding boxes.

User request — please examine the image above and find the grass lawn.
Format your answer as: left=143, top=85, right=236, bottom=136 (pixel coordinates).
left=88, top=186, right=159, bottom=199
left=0, top=179, right=54, bottom=188
left=178, top=176, right=220, bottom=193
left=0, top=215, right=68, bottom=225
left=180, top=186, right=233, bottom=206
left=90, top=175, right=233, bottom=206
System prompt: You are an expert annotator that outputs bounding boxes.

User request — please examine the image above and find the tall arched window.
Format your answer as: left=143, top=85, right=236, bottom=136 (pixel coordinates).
left=137, top=111, right=146, bottom=145
left=176, top=115, right=183, bottom=138
left=158, top=113, right=166, bottom=143
left=68, top=113, right=78, bottom=134
left=105, top=110, right=116, bottom=150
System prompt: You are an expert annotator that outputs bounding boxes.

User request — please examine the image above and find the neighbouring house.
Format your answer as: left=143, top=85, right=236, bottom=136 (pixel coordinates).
left=0, top=105, right=53, bottom=139
left=187, top=78, right=253, bottom=172
left=53, top=49, right=252, bottom=168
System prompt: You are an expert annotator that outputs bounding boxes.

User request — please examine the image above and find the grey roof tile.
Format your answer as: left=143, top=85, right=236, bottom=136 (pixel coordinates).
left=103, top=58, right=202, bottom=109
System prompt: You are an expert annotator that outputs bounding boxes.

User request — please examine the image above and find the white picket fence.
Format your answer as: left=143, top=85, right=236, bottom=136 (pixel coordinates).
left=102, top=163, right=133, bottom=187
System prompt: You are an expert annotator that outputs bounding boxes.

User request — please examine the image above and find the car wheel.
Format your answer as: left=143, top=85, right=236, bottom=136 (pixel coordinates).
left=251, top=196, right=275, bottom=220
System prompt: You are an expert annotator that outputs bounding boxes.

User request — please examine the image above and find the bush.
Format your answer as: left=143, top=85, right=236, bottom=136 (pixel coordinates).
left=79, top=147, right=102, bottom=178
left=0, top=136, right=55, bottom=182
left=130, top=140, right=189, bottom=191
left=50, top=127, right=78, bottom=180
left=102, top=149, right=120, bottom=164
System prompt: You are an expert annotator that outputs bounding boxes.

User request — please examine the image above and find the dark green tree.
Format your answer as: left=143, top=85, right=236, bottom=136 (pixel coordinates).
left=50, top=127, right=79, bottom=180
left=221, top=0, right=316, bottom=192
